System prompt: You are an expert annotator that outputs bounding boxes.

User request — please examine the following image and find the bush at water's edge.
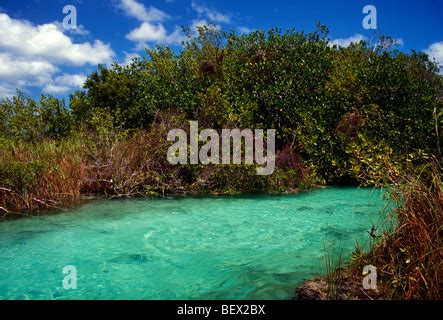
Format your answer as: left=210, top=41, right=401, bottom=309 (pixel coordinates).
left=295, top=159, right=442, bottom=300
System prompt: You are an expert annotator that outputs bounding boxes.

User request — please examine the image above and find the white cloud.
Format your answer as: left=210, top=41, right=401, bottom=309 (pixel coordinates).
left=0, top=85, right=17, bottom=98
left=42, top=83, right=73, bottom=95
left=55, top=74, right=86, bottom=88
left=0, top=53, right=56, bottom=80
left=121, top=52, right=141, bottom=66
left=394, top=38, right=404, bottom=47
left=126, top=22, right=168, bottom=43
left=119, top=0, right=169, bottom=22
left=378, top=37, right=404, bottom=49
left=238, top=27, right=253, bottom=34
left=43, top=74, right=86, bottom=94
left=425, top=42, right=443, bottom=70
left=330, top=34, right=404, bottom=50
left=0, top=13, right=114, bottom=98
left=192, top=19, right=209, bottom=29
left=126, top=22, right=184, bottom=46
left=0, top=13, right=114, bottom=66
left=54, top=21, right=90, bottom=36
left=191, top=19, right=220, bottom=32
left=329, top=34, right=367, bottom=47
left=42, top=84, right=70, bottom=94
left=191, top=1, right=230, bottom=24
left=120, top=0, right=229, bottom=49
left=119, top=0, right=184, bottom=48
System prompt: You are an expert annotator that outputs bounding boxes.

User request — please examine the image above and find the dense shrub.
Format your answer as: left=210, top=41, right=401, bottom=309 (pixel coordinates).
left=0, top=136, right=84, bottom=214
left=66, top=26, right=440, bottom=184
left=351, top=159, right=442, bottom=300
left=0, top=25, right=441, bottom=212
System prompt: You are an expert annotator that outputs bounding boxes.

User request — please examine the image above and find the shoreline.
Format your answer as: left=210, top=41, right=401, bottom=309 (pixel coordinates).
left=294, top=269, right=390, bottom=300
left=0, top=185, right=327, bottom=220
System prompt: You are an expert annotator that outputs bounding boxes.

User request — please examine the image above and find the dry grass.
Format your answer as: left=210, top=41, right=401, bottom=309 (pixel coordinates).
left=0, top=136, right=85, bottom=215
left=353, top=158, right=442, bottom=299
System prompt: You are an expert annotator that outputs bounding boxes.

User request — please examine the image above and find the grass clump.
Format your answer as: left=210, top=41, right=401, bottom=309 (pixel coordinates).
left=351, top=159, right=442, bottom=300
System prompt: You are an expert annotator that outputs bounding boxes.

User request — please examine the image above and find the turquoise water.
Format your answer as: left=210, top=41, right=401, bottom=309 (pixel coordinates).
left=0, top=187, right=388, bottom=300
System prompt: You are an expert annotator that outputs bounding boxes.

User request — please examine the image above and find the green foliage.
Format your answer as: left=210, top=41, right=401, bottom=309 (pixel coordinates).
left=64, top=26, right=441, bottom=184
left=351, top=159, right=442, bottom=300
left=1, top=25, right=441, bottom=211
left=0, top=159, right=45, bottom=193
left=0, top=92, right=73, bottom=142
left=1, top=25, right=441, bottom=302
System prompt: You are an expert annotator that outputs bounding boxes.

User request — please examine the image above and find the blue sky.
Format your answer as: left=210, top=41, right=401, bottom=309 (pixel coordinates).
left=0, top=0, right=442, bottom=99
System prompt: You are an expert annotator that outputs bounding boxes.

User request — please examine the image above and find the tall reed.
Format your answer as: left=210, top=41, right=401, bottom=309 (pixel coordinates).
left=356, top=158, right=442, bottom=299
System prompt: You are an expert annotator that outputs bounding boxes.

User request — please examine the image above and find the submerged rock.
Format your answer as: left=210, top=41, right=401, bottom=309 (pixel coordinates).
left=108, top=253, right=152, bottom=264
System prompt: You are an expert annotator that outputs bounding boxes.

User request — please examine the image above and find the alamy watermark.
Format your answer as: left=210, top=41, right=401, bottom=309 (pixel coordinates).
left=63, top=265, right=77, bottom=290
left=362, top=265, right=377, bottom=290
left=362, top=5, right=377, bottom=30
left=167, top=121, right=276, bottom=176
left=62, top=5, right=77, bottom=30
